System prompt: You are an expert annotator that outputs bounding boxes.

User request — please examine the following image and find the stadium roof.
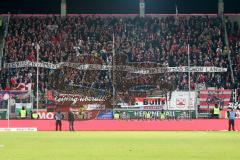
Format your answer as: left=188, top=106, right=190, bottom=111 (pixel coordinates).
left=0, top=0, right=240, bottom=14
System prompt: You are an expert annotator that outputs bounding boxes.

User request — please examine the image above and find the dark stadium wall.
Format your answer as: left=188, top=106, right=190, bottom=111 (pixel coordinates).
left=0, top=0, right=240, bottom=14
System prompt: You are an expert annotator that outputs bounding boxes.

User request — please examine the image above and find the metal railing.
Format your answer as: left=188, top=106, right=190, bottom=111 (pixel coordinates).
left=221, top=13, right=235, bottom=84
left=0, top=15, right=10, bottom=68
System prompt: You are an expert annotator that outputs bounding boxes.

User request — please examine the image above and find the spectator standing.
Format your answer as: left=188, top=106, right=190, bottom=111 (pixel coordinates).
left=160, top=109, right=166, bottom=120
left=31, top=111, right=39, bottom=119
left=19, top=106, right=27, bottom=119
left=213, top=104, right=220, bottom=119
left=0, top=17, right=2, bottom=35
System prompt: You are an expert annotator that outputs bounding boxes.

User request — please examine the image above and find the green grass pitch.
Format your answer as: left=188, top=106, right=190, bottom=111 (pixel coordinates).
left=0, top=131, right=240, bottom=160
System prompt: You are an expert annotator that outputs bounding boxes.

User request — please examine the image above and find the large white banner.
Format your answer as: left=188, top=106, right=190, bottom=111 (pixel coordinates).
left=169, top=91, right=196, bottom=110
left=4, top=61, right=227, bottom=73
left=55, top=94, right=106, bottom=105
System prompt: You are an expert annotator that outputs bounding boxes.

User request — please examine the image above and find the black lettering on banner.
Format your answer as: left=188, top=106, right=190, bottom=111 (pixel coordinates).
left=3, top=61, right=228, bottom=73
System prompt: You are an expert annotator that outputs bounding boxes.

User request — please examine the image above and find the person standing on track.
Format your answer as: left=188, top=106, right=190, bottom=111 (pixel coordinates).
left=227, top=108, right=236, bottom=131
left=54, top=110, right=64, bottom=131
left=68, top=108, right=75, bottom=131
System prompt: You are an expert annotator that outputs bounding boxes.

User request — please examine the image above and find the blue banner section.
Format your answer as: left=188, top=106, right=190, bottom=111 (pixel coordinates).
left=0, top=91, right=29, bottom=110
left=0, top=91, right=28, bottom=101
left=97, top=110, right=113, bottom=119
left=0, top=110, right=7, bottom=119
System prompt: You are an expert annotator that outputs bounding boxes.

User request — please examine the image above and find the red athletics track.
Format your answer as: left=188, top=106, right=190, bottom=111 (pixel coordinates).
left=0, top=119, right=239, bottom=131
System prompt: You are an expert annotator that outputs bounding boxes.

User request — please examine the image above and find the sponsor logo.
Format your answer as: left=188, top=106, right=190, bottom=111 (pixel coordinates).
left=142, top=106, right=164, bottom=110
left=38, top=112, right=54, bottom=119
left=135, top=97, right=166, bottom=107
left=176, top=98, right=186, bottom=107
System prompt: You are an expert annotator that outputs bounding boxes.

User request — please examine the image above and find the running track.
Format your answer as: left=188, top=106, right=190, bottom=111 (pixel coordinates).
left=0, top=119, right=239, bottom=131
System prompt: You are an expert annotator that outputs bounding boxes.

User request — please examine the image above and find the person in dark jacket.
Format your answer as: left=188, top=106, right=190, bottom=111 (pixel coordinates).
left=68, top=108, right=75, bottom=131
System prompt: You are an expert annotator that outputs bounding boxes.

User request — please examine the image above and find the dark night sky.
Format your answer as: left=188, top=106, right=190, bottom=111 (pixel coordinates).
left=0, top=0, right=239, bottom=14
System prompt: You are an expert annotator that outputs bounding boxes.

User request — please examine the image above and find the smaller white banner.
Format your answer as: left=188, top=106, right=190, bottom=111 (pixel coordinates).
left=169, top=91, right=196, bottom=110
left=0, top=128, right=37, bottom=132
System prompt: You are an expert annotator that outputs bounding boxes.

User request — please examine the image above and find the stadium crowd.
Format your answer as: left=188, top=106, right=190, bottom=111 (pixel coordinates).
left=0, top=15, right=239, bottom=103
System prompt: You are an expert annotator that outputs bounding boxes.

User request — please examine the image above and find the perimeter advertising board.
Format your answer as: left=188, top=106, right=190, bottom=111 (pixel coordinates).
left=0, top=110, right=7, bottom=120
left=36, top=110, right=100, bottom=120
left=114, top=109, right=195, bottom=119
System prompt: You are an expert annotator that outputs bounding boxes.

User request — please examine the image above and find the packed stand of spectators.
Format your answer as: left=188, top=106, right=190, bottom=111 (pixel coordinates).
left=0, top=15, right=237, bottom=105
left=225, top=18, right=240, bottom=99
